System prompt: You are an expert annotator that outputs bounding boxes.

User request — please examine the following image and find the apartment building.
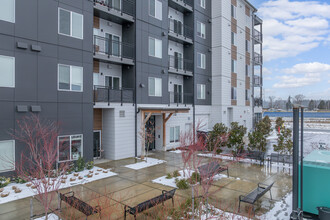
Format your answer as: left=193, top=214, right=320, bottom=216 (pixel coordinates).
left=0, top=0, right=262, bottom=173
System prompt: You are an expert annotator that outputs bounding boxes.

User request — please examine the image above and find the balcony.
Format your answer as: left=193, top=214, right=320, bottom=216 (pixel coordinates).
left=93, top=85, right=134, bottom=105
left=254, top=52, right=263, bottom=65
left=253, top=75, right=262, bottom=87
left=93, top=35, right=134, bottom=65
left=168, top=55, right=193, bottom=76
left=169, top=92, right=193, bottom=106
left=168, top=0, right=193, bottom=13
left=92, top=0, right=135, bottom=24
left=254, top=15, right=263, bottom=26
left=253, top=29, right=263, bottom=44
left=254, top=97, right=263, bottom=107
left=168, top=19, right=193, bottom=45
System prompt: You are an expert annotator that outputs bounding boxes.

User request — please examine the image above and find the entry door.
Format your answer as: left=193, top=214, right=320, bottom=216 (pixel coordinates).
left=105, top=76, right=120, bottom=90
left=93, top=131, right=101, bottom=158
left=174, top=84, right=183, bottom=103
left=145, top=116, right=156, bottom=151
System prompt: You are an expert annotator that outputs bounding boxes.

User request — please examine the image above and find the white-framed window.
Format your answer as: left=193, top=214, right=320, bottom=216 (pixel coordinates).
left=148, top=77, right=162, bottom=97
left=197, top=53, right=206, bottom=69
left=105, top=75, right=121, bottom=90
left=246, top=40, right=250, bottom=52
left=58, top=8, right=84, bottom=39
left=58, top=134, right=83, bottom=162
left=231, top=87, right=237, bottom=100
left=231, top=59, right=237, bottom=73
left=149, top=37, right=162, bottom=58
left=199, top=0, right=206, bottom=9
left=197, top=21, right=206, bottom=39
left=197, top=84, right=206, bottom=100
left=231, top=32, right=237, bottom=45
left=149, top=0, right=162, bottom=20
left=0, top=55, right=15, bottom=88
left=170, top=126, right=180, bottom=143
left=0, top=0, right=15, bottom=23
left=58, top=64, right=83, bottom=92
left=93, top=73, right=99, bottom=86
left=0, top=140, right=15, bottom=172
left=231, top=4, right=236, bottom=18
left=245, top=89, right=250, bottom=101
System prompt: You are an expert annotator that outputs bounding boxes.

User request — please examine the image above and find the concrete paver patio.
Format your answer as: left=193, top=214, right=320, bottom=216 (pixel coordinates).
left=0, top=151, right=292, bottom=219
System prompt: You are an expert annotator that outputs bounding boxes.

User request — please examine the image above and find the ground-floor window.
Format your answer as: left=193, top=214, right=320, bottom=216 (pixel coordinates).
left=58, top=134, right=83, bottom=162
left=170, top=126, right=180, bottom=143
left=0, top=140, right=15, bottom=172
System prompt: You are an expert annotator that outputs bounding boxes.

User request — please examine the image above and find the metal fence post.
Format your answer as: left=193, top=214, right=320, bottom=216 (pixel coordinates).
left=192, top=185, right=194, bottom=220
left=30, top=198, right=33, bottom=220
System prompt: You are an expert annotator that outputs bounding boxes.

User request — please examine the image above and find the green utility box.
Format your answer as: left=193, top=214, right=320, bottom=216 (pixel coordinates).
left=299, top=150, right=330, bottom=215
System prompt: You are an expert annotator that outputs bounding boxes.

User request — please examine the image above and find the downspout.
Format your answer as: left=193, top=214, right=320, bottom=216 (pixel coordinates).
left=134, top=4, right=138, bottom=158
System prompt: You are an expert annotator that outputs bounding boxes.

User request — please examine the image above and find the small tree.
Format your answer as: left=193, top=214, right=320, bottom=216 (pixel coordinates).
left=273, top=127, right=293, bottom=155
left=206, top=123, right=228, bottom=153
left=308, top=100, right=316, bottom=111
left=13, top=115, right=68, bottom=219
left=248, top=121, right=268, bottom=152
left=318, top=100, right=326, bottom=110
left=275, top=117, right=284, bottom=133
left=261, top=116, right=272, bottom=137
left=227, top=122, right=247, bottom=155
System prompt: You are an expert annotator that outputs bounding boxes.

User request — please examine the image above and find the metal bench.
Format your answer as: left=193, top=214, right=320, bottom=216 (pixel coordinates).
left=239, top=150, right=265, bottom=165
left=238, top=182, right=274, bottom=214
left=124, top=189, right=176, bottom=220
left=59, top=191, right=101, bottom=219
left=198, top=161, right=229, bottom=183
left=269, top=153, right=293, bottom=165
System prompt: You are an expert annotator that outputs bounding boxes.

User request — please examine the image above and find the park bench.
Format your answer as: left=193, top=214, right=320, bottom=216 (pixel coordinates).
left=198, top=161, right=229, bottom=183
left=238, top=182, right=274, bottom=214
left=239, top=150, right=265, bottom=166
left=269, top=153, right=293, bottom=165
left=59, top=191, right=101, bottom=219
left=124, top=189, right=176, bottom=220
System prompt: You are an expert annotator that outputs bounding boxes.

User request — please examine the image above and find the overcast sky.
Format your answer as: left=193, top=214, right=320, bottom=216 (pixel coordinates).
left=249, top=0, right=330, bottom=100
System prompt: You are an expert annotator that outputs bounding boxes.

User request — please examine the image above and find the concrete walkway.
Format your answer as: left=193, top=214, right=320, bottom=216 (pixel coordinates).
left=0, top=151, right=292, bottom=219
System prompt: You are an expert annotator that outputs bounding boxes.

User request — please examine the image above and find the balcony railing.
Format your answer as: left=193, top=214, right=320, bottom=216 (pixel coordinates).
left=92, top=0, right=135, bottom=17
left=253, top=29, right=263, bottom=44
left=169, top=92, right=193, bottom=106
left=93, top=35, right=134, bottom=60
left=168, top=55, right=193, bottom=73
left=254, top=98, right=263, bottom=107
left=254, top=75, right=262, bottom=87
left=93, top=85, right=134, bottom=105
left=168, top=19, right=194, bottom=41
left=254, top=52, right=263, bottom=65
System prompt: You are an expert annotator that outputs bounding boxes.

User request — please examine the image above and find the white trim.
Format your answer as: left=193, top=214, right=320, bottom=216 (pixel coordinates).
left=149, top=0, right=162, bottom=21
left=148, top=37, right=162, bottom=59
left=148, top=77, right=162, bottom=97
left=197, top=53, right=206, bottom=69
left=0, top=55, right=15, bottom=88
left=105, top=75, right=121, bottom=89
left=197, top=84, right=206, bottom=100
left=57, top=134, right=83, bottom=162
left=200, top=0, right=206, bottom=9
left=58, top=8, right=84, bottom=40
left=197, top=21, right=206, bottom=39
left=58, top=64, right=84, bottom=92
left=0, top=140, right=15, bottom=173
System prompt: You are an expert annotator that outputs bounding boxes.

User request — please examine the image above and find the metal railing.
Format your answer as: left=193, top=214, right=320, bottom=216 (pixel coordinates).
left=254, top=52, right=263, bottom=65
left=93, top=85, right=134, bottom=105
left=168, top=55, right=193, bottom=72
left=92, top=0, right=135, bottom=17
left=184, top=0, right=193, bottom=7
left=168, top=19, right=194, bottom=40
left=254, top=75, right=262, bottom=86
left=253, top=29, right=263, bottom=43
left=254, top=97, right=263, bottom=107
left=93, top=35, right=134, bottom=60
left=169, top=92, right=193, bottom=106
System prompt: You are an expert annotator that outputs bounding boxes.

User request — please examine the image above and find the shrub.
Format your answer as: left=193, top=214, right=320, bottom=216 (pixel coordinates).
left=227, top=122, right=247, bottom=155
left=273, top=127, right=293, bottom=155
left=175, top=178, right=189, bottom=189
left=166, top=173, right=172, bottom=179
left=13, top=176, right=27, bottom=184
left=207, top=123, right=229, bottom=153
left=173, top=170, right=181, bottom=178
left=189, top=172, right=201, bottom=184
left=76, top=157, right=85, bottom=172
left=0, top=177, right=10, bottom=188
left=86, top=161, right=94, bottom=170
left=275, top=117, right=285, bottom=132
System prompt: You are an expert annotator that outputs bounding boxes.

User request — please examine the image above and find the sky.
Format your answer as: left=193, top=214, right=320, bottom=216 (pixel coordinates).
left=248, top=0, right=330, bottom=100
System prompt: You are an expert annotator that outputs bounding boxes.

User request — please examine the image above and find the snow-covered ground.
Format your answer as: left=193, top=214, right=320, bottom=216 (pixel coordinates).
left=0, top=167, right=117, bottom=205
left=124, top=157, right=166, bottom=170
left=261, top=192, right=292, bottom=220
left=271, top=117, right=330, bottom=130
left=35, top=213, right=60, bottom=220
left=169, top=149, right=185, bottom=154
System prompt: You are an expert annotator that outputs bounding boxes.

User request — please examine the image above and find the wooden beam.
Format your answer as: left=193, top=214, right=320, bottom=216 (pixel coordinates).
left=143, top=112, right=152, bottom=125
left=164, top=113, right=173, bottom=123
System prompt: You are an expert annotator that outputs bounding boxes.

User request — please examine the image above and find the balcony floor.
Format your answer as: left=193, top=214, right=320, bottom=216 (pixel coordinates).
left=94, top=53, right=134, bottom=66
left=94, top=4, right=134, bottom=24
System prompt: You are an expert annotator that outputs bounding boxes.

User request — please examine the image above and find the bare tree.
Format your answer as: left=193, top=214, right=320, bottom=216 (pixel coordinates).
left=268, top=96, right=276, bottom=109
left=294, top=94, right=305, bottom=105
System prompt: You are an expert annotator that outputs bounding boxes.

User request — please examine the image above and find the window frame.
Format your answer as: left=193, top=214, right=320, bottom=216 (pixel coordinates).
left=105, top=75, right=121, bottom=90
left=231, top=59, right=237, bottom=73
left=245, top=89, right=250, bottom=101
left=170, top=126, right=180, bottom=143
left=58, top=64, right=84, bottom=92
left=231, top=32, right=237, bottom=46
left=58, top=8, right=84, bottom=40
left=0, top=140, right=15, bottom=173
left=246, top=39, right=250, bottom=52
left=231, top=4, right=237, bottom=18
left=58, top=134, right=83, bottom=162
left=231, top=87, right=237, bottom=100
left=149, top=0, right=162, bottom=21
left=148, top=77, right=162, bottom=97
left=197, top=53, right=206, bottom=69
left=199, top=0, right=206, bottom=9
left=0, top=55, right=15, bottom=88
left=0, top=0, right=15, bottom=23
left=148, top=37, right=162, bottom=58
left=197, top=21, right=206, bottom=39
left=197, top=84, right=206, bottom=100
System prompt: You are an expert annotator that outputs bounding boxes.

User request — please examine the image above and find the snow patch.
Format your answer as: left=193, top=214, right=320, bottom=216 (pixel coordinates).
left=124, top=157, right=166, bottom=170
left=35, top=213, right=60, bottom=220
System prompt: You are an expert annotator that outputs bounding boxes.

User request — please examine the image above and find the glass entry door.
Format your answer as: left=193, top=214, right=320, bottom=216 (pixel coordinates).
left=145, top=115, right=156, bottom=151
left=174, top=84, right=183, bottom=103
left=93, top=131, right=101, bottom=158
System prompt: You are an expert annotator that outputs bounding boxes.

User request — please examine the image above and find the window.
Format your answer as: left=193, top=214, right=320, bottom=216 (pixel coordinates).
left=170, top=126, right=180, bottom=143
left=231, top=59, right=237, bottom=73
left=149, top=77, right=162, bottom=97
left=105, top=34, right=121, bottom=57
left=58, top=135, right=83, bottom=162
left=58, top=64, right=83, bottom=92
left=231, top=5, right=236, bottom=18
left=245, top=64, right=250, bottom=76
left=149, top=0, right=162, bottom=20
left=0, top=140, right=15, bottom=172
left=58, top=8, right=83, bottom=39
left=0, top=0, right=15, bottom=23
left=93, top=73, right=99, bottom=86
left=246, top=40, right=250, bottom=52
left=197, top=84, right=206, bottom=100
left=199, top=0, right=206, bottom=9
left=231, top=87, right=237, bottom=100
left=0, top=55, right=15, bottom=88
left=105, top=76, right=120, bottom=90
left=197, top=21, right=206, bottom=39
left=231, top=32, right=237, bottom=45
left=245, top=89, right=250, bottom=101
left=149, top=37, right=162, bottom=58
left=197, top=53, right=206, bottom=69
